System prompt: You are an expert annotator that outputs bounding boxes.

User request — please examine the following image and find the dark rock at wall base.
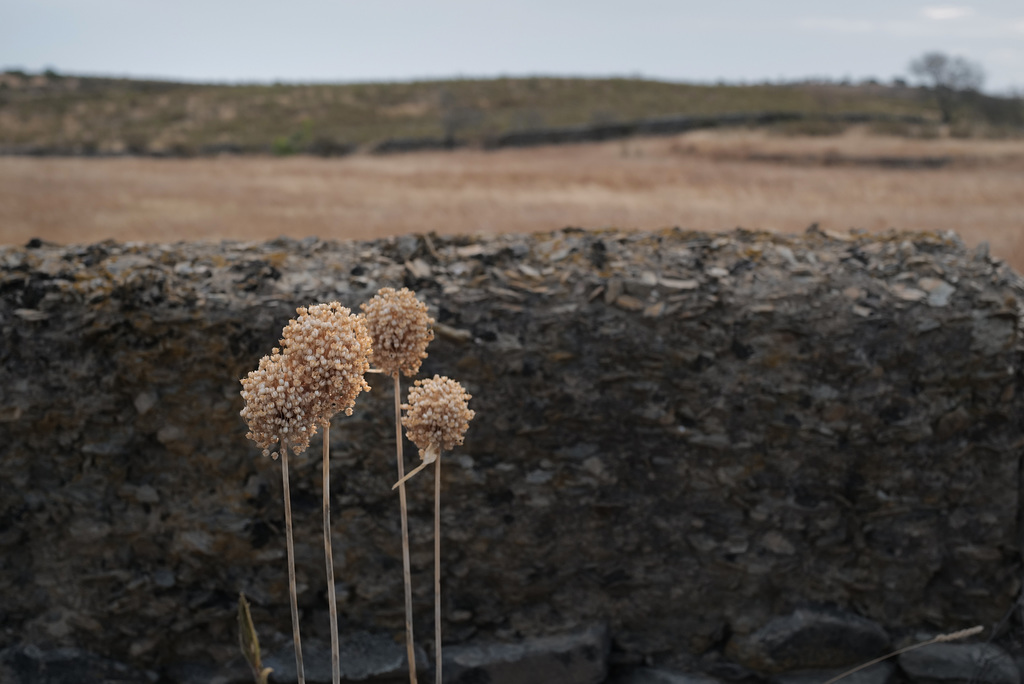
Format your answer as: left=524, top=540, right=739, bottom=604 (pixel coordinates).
left=162, top=659, right=251, bottom=684
left=771, top=661, right=895, bottom=684
left=898, top=642, right=1020, bottom=684
left=1, top=227, right=1023, bottom=679
left=608, top=665, right=724, bottom=684
left=0, top=645, right=154, bottom=684
left=442, top=625, right=609, bottom=684
left=261, top=633, right=428, bottom=684
left=726, top=607, right=890, bottom=673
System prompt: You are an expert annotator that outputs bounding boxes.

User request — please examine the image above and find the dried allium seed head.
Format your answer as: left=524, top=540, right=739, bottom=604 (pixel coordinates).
left=279, top=302, right=373, bottom=424
left=239, top=350, right=318, bottom=458
left=402, top=375, right=474, bottom=457
left=360, top=287, right=434, bottom=378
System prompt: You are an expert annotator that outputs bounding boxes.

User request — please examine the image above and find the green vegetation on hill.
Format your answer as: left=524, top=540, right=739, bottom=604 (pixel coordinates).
left=0, top=71, right=1020, bottom=155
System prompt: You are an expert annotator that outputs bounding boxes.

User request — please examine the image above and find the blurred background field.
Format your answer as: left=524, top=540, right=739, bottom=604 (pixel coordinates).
left=1, top=31, right=1022, bottom=273
left=1, top=112, right=1022, bottom=271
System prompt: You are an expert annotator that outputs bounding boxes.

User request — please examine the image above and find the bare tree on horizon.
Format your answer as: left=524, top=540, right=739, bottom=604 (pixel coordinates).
left=909, top=51, right=985, bottom=123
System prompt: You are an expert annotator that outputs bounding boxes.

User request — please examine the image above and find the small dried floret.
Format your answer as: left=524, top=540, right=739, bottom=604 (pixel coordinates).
left=279, top=302, right=373, bottom=424
left=402, top=375, right=474, bottom=457
left=239, top=350, right=318, bottom=458
left=361, top=287, right=434, bottom=378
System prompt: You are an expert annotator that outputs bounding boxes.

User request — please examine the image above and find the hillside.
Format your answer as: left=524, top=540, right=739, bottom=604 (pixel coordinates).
left=2, top=70, right=1018, bottom=156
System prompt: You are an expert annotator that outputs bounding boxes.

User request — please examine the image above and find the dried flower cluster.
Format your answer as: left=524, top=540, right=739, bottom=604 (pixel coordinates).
left=239, top=288, right=473, bottom=684
left=361, top=287, right=434, bottom=378
left=239, top=350, right=316, bottom=458
left=240, top=302, right=372, bottom=458
left=402, top=375, right=475, bottom=457
left=280, top=302, right=373, bottom=423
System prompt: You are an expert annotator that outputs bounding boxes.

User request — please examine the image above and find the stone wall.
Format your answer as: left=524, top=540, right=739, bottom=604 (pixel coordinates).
left=0, top=227, right=1022, bottom=683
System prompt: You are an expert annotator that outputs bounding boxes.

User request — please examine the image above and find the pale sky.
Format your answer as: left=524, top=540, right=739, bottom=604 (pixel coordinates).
left=2, top=1, right=1022, bottom=92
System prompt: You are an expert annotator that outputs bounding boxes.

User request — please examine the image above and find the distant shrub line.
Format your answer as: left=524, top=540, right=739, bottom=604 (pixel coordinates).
left=0, top=111, right=939, bottom=159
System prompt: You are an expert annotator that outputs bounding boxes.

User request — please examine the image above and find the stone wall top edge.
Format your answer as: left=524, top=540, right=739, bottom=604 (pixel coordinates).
left=3, top=226, right=1017, bottom=311
left=0, top=224, right=976, bottom=254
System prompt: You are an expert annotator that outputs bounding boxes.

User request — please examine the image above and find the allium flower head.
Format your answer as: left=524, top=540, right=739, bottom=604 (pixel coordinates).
left=240, top=302, right=372, bottom=457
left=402, top=375, right=474, bottom=457
left=360, top=287, right=434, bottom=378
left=279, top=302, right=373, bottom=423
left=239, top=349, right=317, bottom=458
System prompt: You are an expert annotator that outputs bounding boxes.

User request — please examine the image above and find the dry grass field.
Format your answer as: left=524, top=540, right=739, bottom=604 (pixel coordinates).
left=2, top=127, right=1023, bottom=271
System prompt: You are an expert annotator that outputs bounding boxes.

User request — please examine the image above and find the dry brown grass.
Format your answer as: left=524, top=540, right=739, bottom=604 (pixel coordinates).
left=2, top=127, right=1022, bottom=272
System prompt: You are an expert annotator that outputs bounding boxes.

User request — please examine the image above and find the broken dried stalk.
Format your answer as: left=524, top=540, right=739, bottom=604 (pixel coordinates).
left=238, top=592, right=273, bottom=684
left=823, top=625, right=983, bottom=684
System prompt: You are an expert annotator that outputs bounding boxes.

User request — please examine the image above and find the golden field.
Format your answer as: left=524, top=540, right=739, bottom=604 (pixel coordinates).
left=2, top=127, right=1022, bottom=271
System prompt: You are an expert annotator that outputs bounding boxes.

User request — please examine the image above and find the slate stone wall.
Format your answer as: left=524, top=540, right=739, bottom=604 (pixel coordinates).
left=0, top=227, right=1021, bottom=682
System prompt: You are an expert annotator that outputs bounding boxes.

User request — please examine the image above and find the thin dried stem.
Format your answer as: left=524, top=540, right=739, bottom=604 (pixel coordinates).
left=394, top=374, right=419, bottom=684
left=393, top=460, right=431, bottom=490
left=323, top=424, right=340, bottom=684
left=281, top=440, right=306, bottom=684
left=822, top=625, right=983, bottom=684
left=434, top=452, right=442, bottom=684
